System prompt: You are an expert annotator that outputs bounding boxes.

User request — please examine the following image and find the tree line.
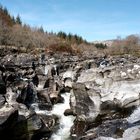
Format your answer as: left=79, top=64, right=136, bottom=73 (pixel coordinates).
left=1, top=4, right=140, bottom=56
left=0, top=4, right=22, bottom=26
left=57, top=31, right=88, bottom=44
left=0, top=4, right=90, bottom=54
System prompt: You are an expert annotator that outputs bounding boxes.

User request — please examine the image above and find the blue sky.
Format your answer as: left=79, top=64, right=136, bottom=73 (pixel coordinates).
left=1, top=0, right=140, bottom=42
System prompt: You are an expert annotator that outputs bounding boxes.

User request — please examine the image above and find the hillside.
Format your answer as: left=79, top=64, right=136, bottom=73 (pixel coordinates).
left=0, top=5, right=14, bottom=26
left=0, top=4, right=97, bottom=57
left=0, top=4, right=140, bottom=58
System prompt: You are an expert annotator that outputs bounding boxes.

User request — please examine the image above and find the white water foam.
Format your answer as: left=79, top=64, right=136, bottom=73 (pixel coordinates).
left=127, top=106, right=140, bottom=123
left=50, top=93, right=75, bottom=140
left=33, top=92, right=75, bottom=140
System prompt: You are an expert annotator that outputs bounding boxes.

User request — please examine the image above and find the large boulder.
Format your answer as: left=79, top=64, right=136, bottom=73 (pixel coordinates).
left=16, top=82, right=37, bottom=109
left=0, top=75, right=6, bottom=95
left=0, top=95, right=6, bottom=108
left=37, top=89, right=52, bottom=110
left=50, top=91, right=64, bottom=104
left=0, top=109, right=29, bottom=140
left=0, top=105, right=59, bottom=140
left=27, top=114, right=52, bottom=140
left=101, top=80, right=140, bottom=108
left=71, top=83, right=100, bottom=121
left=80, top=119, right=128, bottom=140
left=77, top=65, right=140, bottom=110
left=0, top=105, right=16, bottom=125
left=62, top=70, right=76, bottom=91
left=70, top=83, right=100, bottom=139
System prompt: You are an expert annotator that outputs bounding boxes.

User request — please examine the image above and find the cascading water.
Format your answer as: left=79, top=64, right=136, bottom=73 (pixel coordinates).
left=34, top=85, right=75, bottom=140
left=34, top=65, right=75, bottom=139
left=50, top=93, right=75, bottom=140
left=127, top=106, right=140, bottom=124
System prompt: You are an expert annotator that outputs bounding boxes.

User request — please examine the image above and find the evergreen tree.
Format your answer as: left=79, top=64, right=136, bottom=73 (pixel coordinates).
left=57, top=31, right=67, bottom=39
left=12, top=16, right=16, bottom=24
left=3, top=7, right=8, bottom=15
left=67, top=33, right=72, bottom=41
left=16, top=14, right=22, bottom=25
left=38, top=26, right=44, bottom=33
left=0, top=4, right=3, bottom=11
left=95, top=43, right=107, bottom=49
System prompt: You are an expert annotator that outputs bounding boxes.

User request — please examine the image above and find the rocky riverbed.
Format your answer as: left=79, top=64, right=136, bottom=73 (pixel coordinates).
left=0, top=53, right=140, bottom=140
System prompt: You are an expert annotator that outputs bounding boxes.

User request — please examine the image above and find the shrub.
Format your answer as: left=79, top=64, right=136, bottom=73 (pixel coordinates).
left=95, top=43, right=107, bottom=49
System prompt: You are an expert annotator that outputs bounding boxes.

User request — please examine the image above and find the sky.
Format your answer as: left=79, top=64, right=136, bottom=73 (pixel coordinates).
left=0, top=0, right=140, bottom=42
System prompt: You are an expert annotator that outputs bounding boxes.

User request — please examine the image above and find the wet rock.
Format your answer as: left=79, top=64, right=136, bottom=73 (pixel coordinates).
left=0, top=109, right=30, bottom=140
left=0, top=107, right=59, bottom=140
left=5, top=73, right=17, bottom=84
left=37, top=89, right=52, bottom=110
left=38, top=114, right=59, bottom=132
left=6, top=88, right=18, bottom=104
left=0, top=105, right=15, bottom=125
left=80, top=119, right=128, bottom=140
left=0, top=65, right=6, bottom=72
left=43, top=78, right=51, bottom=88
left=0, top=107, right=57, bottom=140
left=95, top=119, right=128, bottom=138
left=32, top=74, right=39, bottom=87
left=17, top=103, right=31, bottom=117
left=27, top=114, right=49, bottom=140
left=71, top=115, right=87, bottom=139
left=0, top=75, right=6, bottom=95
left=64, top=78, right=73, bottom=89
left=64, top=109, right=76, bottom=116
left=0, top=95, right=6, bottom=108
left=16, top=82, right=36, bottom=109
left=50, top=92, right=64, bottom=104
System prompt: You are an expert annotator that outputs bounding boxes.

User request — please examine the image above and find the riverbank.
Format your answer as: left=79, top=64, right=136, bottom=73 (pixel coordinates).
left=0, top=53, right=140, bottom=140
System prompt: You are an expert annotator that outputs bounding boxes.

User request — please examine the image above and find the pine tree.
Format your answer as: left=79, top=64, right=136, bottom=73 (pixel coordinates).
left=12, top=16, right=16, bottom=24
left=3, top=7, right=8, bottom=15
left=16, top=14, right=22, bottom=25
left=38, top=26, right=44, bottom=33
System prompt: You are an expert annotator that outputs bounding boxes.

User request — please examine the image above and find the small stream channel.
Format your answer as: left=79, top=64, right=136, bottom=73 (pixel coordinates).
left=50, top=93, right=75, bottom=140
left=34, top=90, right=75, bottom=140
